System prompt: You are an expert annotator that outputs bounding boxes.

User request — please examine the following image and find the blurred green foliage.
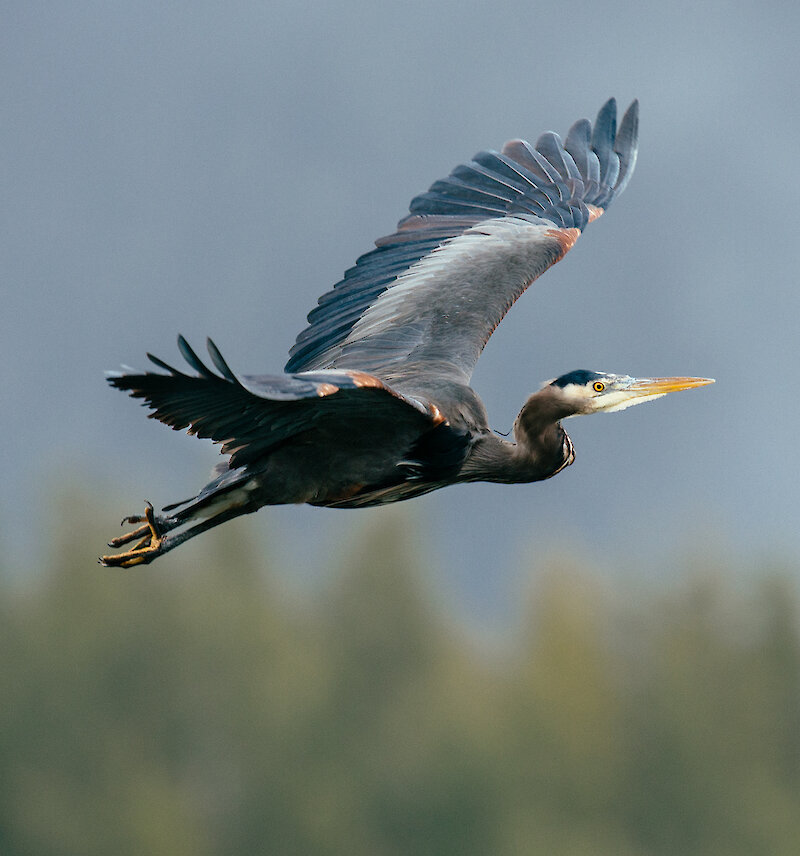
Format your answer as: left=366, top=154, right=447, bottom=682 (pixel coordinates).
left=1, top=499, right=799, bottom=855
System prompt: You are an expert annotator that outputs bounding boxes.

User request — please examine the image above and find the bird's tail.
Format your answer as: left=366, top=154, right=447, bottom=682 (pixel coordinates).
left=160, top=464, right=259, bottom=524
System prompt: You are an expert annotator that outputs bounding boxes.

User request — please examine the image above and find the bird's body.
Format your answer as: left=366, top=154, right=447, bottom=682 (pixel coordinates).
left=101, top=99, right=713, bottom=568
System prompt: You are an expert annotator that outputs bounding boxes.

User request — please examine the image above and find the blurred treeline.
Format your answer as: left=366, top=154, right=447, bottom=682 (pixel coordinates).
left=2, top=500, right=800, bottom=856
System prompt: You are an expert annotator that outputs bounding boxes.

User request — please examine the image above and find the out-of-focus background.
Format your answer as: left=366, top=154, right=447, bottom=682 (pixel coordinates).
left=3, top=507, right=800, bottom=855
left=2, top=1, right=799, bottom=852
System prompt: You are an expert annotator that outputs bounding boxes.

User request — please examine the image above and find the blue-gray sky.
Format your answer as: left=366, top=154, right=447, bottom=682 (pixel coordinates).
left=3, top=0, right=798, bottom=614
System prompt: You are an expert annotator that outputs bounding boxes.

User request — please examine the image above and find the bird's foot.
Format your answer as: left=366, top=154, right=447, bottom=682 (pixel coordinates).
left=99, top=501, right=168, bottom=568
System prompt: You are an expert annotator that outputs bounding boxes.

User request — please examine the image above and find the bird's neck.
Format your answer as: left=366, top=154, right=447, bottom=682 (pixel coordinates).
left=517, top=419, right=574, bottom=480
left=511, top=387, right=576, bottom=479
left=461, top=426, right=571, bottom=485
left=515, top=386, right=579, bottom=438
left=460, top=391, right=574, bottom=485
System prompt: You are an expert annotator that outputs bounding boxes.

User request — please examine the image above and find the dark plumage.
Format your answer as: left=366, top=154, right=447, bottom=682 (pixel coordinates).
left=101, top=98, right=712, bottom=568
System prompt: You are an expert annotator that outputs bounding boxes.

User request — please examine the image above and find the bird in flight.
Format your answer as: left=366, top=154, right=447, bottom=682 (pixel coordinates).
left=101, top=98, right=712, bottom=567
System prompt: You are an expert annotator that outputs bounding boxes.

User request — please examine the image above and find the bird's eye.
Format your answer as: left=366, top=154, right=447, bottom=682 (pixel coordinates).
left=593, top=381, right=605, bottom=392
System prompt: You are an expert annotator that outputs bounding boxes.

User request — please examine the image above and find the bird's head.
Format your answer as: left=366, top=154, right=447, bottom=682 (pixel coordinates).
left=548, top=369, right=714, bottom=416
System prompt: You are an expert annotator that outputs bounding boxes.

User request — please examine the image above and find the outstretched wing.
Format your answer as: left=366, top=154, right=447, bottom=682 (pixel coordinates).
left=108, top=336, right=447, bottom=471
left=285, top=98, right=638, bottom=387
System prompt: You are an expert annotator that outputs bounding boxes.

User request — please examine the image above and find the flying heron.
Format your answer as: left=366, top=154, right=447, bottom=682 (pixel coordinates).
left=101, top=98, right=712, bottom=567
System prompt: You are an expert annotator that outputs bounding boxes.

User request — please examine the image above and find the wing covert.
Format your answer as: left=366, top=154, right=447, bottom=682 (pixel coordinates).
left=285, top=99, right=638, bottom=385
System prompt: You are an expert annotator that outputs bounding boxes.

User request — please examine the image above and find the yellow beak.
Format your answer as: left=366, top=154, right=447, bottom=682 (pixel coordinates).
left=627, top=376, right=715, bottom=395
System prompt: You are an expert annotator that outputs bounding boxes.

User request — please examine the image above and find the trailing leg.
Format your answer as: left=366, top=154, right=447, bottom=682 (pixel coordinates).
left=99, top=501, right=255, bottom=568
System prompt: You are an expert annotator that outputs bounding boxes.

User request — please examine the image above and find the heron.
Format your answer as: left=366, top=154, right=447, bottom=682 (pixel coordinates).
left=100, top=98, right=712, bottom=568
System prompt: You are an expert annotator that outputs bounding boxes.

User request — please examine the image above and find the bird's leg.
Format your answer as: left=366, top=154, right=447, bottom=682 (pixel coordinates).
left=100, top=501, right=176, bottom=568
left=100, top=501, right=254, bottom=568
